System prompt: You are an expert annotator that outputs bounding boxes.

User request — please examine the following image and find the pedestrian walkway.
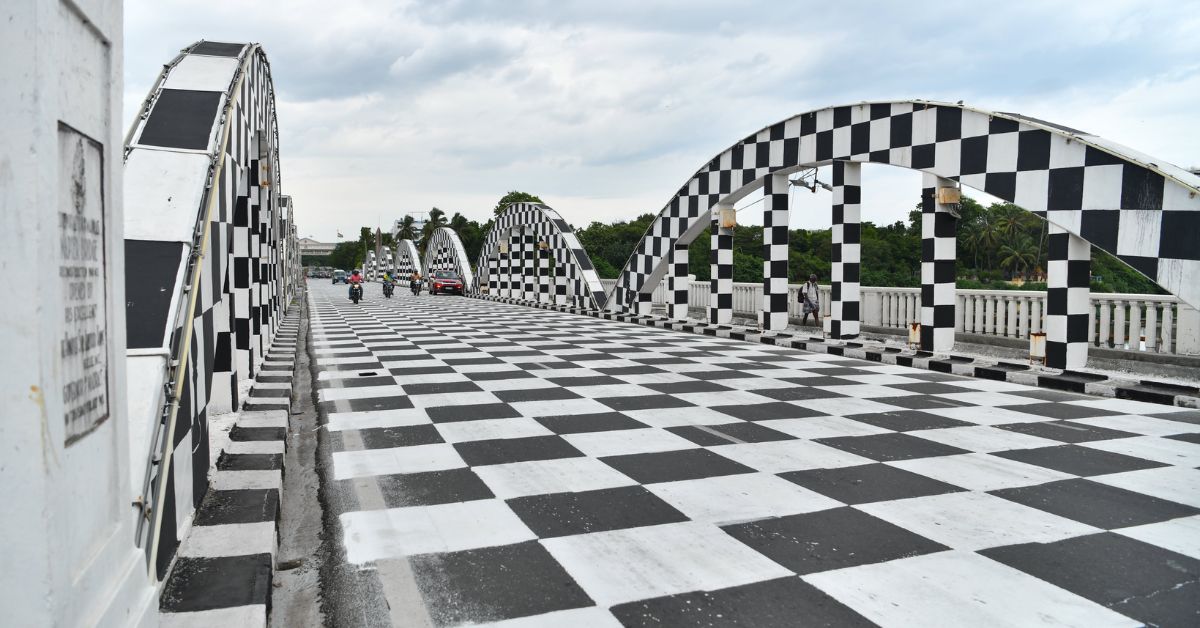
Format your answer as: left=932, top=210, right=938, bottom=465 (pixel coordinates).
left=310, top=282, right=1200, bottom=627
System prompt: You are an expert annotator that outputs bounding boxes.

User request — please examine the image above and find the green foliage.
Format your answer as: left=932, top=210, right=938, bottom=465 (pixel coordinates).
left=493, top=191, right=545, bottom=216
left=327, top=241, right=362, bottom=272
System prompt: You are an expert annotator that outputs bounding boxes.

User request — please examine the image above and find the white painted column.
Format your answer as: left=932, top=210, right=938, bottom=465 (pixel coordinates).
left=920, top=174, right=957, bottom=351
left=1045, top=224, right=1091, bottom=369
left=667, top=242, right=691, bottom=320
left=709, top=204, right=734, bottom=324
left=830, top=162, right=861, bottom=338
left=761, top=174, right=791, bottom=331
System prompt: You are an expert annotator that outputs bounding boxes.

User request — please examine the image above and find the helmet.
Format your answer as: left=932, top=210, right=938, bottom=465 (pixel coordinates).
left=352, top=269, right=360, bottom=275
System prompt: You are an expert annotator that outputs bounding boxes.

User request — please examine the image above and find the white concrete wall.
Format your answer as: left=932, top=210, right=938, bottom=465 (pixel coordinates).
left=0, top=1, right=156, bottom=626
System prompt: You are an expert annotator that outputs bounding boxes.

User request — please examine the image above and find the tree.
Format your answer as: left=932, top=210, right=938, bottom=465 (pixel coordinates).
left=395, top=215, right=418, bottom=242
left=421, top=207, right=448, bottom=244
left=999, top=233, right=1038, bottom=278
left=328, top=241, right=361, bottom=272
left=493, top=191, right=544, bottom=216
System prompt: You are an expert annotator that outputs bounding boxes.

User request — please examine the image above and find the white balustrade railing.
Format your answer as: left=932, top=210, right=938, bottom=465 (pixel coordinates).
left=598, top=278, right=1198, bottom=356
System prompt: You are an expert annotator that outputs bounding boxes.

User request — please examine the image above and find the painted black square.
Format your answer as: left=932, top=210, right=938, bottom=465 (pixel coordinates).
left=984, top=171, right=1016, bottom=201
left=934, top=106, right=962, bottom=141
left=600, top=448, right=753, bottom=484
left=1047, top=167, right=1085, bottom=211
left=642, top=380, right=733, bottom=394
left=996, top=420, right=1136, bottom=443
left=714, top=401, right=828, bottom=421
left=375, top=468, right=495, bottom=508
left=833, top=106, right=851, bottom=127
left=1159, top=210, right=1200, bottom=260
left=193, top=488, right=278, bottom=525
left=982, top=533, right=1200, bottom=628
left=507, top=486, right=688, bottom=538
left=850, top=121, right=870, bottom=155
left=670, top=422, right=795, bottom=445
left=780, top=463, right=964, bottom=504
left=754, top=385, right=848, bottom=401
left=191, top=41, right=245, bottom=57
left=160, top=554, right=272, bottom=612
left=410, top=541, right=594, bottom=625
left=988, top=116, right=1019, bottom=134
left=911, top=143, right=935, bottom=169
left=990, top=478, right=1198, bottom=528
left=815, top=433, right=969, bottom=461
left=999, top=401, right=1119, bottom=420
left=611, top=576, right=874, bottom=627
left=1120, top=165, right=1165, bottom=211
left=138, top=89, right=223, bottom=150
left=721, top=507, right=948, bottom=575
left=1015, top=129, right=1051, bottom=171
left=401, top=380, right=482, bottom=395
left=454, top=435, right=583, bottom=466
left=889, top=112, right=912, bottom=148
left=867, top=395, right=971, bottom=411
left=991, top=445, right=1166, bottom=476
left=427, top=402, right=521, bottom=423
left=534, top=411, right=647, bottom=434
left=216, top=452, right=282, bottom=471
left=1078, top=209, right=1120, bottom=253
left=959, top=135, right=988, bottom=175
left=494, top=387, right=582, bottom=403
left=465, top=369, right=536, bottom=382
left=319, top=395, right=414, bottom=414
left=595, top=394, right=695, bottom=412
left=816, top=130, right=833, bottom=161
left=357, top=424, right=444, bottom=450
left=847, top=410, right=971, bottom=431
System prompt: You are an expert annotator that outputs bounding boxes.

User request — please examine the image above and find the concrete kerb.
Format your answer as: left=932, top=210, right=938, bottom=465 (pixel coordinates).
left=159, top=312, right=301, bottom=626
left=471, top=293, right=1200, bottom=409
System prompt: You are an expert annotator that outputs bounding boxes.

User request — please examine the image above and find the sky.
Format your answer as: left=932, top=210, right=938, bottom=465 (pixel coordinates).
left=124, top=0, right=1200, bottom=241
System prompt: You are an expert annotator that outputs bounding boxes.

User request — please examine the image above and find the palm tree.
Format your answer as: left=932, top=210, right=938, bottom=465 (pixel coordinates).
left=999, top=233, right=1038, bottom=279
left=422, top=207, right=448, bottom=242
left=396, top=215, right=417, bottom=242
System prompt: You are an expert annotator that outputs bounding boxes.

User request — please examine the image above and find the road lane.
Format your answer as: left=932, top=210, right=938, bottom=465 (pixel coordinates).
left=308, top=280, right=1200, bottom=627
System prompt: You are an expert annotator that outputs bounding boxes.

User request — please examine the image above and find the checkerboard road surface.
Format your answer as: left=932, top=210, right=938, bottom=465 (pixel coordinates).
left=311, top=282, right=1200, bottom=628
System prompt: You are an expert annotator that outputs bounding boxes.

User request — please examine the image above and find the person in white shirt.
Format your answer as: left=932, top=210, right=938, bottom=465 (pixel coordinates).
left=799, top=273, right=822, bottom=327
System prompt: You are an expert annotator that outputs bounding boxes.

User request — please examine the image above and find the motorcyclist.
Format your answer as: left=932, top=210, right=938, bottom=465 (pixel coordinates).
left=410, top=271, right=422, bottom=295
left=381, top=271, right=394, bottom=296
left=348, top=269, right=364, bottom=300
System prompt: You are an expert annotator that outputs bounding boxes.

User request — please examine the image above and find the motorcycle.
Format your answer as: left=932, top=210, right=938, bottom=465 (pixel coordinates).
left=349, top=283, right=363, bottom=304
left=410, top=279, right=422, bottom=295
left=382, top=281, right=394, bottom=298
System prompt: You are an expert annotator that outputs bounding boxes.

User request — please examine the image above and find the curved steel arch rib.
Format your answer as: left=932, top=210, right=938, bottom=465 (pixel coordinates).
left=123, top=41, right=298, bottom=576
left=423, top=227, right=476, bottom=287
left=474, top=202, right=608, bottom=309
left=395, top=239, right=423, bottom=277
left=611, top=100, right=1200, bottom=311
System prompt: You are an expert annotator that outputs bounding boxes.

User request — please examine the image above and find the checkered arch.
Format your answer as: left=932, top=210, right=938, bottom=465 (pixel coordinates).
left=611, top=100, right=1200, bottom=315
left=395, top=239, right=423, bottom=278
left=423, top=227, right=476, bottom=287
left=123, top=41, right=299, bottom=579
left=474, top=202, right=608, bottom=309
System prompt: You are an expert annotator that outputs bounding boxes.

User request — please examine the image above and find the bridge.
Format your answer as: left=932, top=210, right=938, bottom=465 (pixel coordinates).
left=6, top=30, right=1200, bottom=628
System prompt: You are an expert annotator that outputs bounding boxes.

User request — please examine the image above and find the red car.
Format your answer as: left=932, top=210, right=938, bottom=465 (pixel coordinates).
left=429, top=270, right=464, bottom=295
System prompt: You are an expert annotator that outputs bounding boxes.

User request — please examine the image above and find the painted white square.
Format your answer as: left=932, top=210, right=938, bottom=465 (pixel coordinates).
left=1070, top=414, right=1200, bottom=437
left=542, top=521, right=792, bottom=606
left=568, top=384, right=656, bottom=398
left=932, top=140, right=961, bottom=179
left=800, top=397, right=904, bottom=417
left=318, top=385, right=407, bottom=403
left=474, top=457, right=637, bottom=499
left=1083, top=435, right=1200, bottom=467
left=909, top=425, right=1058, bottom=452
left=435, top=417, right=554, bottom=443
left=178, top=521, right=275, bottom=558
left=671, top=390, right=777, bottom=407
left=804, top=551, right=1138, bottom=628
left=1048, top=135, right=1086, bottom=168
left=563, top=428, right=697, bottom=457
left=332, top=444, right=464, bottom=480
left=326, top=408, right=430, bottom=431
left=711, top=439, right=872, bottom=473
left=510, top=398, right=614, bottom=418
left=609, top=372, right=697, bottom=385
left=1081, top=163, right=1123, bottom=210
left=1116, top=515, right=1200, bottom=560
left=339, top=500, right=535, bottom=562
left=923, top=404, right=1055, bottom=425
left=1092, top=466, right=1200, bottom=508
left=985, top=131, right=1019, bottom=173
left=476, top=606, right=624, bottom=628
left=407, top=391, right=501, bottom=409
left=648, top=473, right=840, bottom=524
left=857, top=492, right=1097, bottom=550
left=759, top=416, right=891, bottom=440
left=472, top=377, right=559, bottom=392
left=889, top=452, right=1073, bottom=491
left=621, top=407, right=740, bottom=428
left=1013, top=169, right=1050, bottom=213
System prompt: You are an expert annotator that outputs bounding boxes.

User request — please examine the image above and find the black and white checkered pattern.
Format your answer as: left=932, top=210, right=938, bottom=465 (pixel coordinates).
left=761, top=174, right=790, bottom=331
left=366, top=250, right=377, bottom=280
left=475, top=203, right=607, bottom=309
left=1046, top=225, right=1092, bottom=369
left=395, top=239, right=423, bottom=278
left=666, top=242, right=690, bottom=320
left=311, top=281, right=1200, bottom=628
left=710, top=209, right=734, bottom=324
left=423, top=227, right=475, bottom=288
left=124, top=41, right=299, bottom=580
left=610, top=101, right=1200, bottom=319
left=831, top=161, right=862, bottom=340
left=921, top=174, right=958, bottom=352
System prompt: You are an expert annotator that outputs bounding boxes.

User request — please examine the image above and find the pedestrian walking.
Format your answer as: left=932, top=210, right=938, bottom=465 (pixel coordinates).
left=799, top=273, right=822, bottom=327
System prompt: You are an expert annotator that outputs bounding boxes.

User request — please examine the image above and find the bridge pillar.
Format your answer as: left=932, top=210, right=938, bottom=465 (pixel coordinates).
left=1046, top=224, right=1091, bottom=369
left=522, top=226, right=537, bottom=301
left=667, top=242, right=690, bottom=320
left=507, top=228, right=522, bottom=300
left=761, top=174, right=790, bottom=331
left=538, top=243, right=552, bottom=304
left=920, top=173, right=958, bottom=352
left=831, top=161, right=862, bottom=339
left=710, top=204, right=734, bottom=324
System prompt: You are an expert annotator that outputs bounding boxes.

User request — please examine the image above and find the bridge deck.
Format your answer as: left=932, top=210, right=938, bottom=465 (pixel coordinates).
left=310, top=282, right=1200, bottom=627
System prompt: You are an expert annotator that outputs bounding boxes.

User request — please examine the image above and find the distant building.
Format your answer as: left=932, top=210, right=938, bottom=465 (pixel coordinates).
left=392, top=212, right=428, bottom=243
left=299, top=237, right=336, bottom=257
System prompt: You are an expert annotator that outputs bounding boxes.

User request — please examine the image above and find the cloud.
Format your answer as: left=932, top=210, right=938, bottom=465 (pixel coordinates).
left=123, top=0, right=1200, bottom=242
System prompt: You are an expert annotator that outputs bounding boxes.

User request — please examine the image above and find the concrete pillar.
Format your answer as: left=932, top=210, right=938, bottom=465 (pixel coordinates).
left=1, top=1, right=156, bottom=624
left=522, top=226, right=536, bottom=301
left=831, top=161, right=862, bottom=339
left=507, top=228, right=522, bottom=299
left=667, top=242, right=690, bottom=320
left=920, top=174, right=958, bottom=352
left=1177, top=305, right=1200, bottom=355
left=761, top=174, right=790, bottom=331
left=709, top=204, right=734, bottom=324
left=538, top=243, right=552, bottom=304
left=1046, top=224, right=1091, bottom=369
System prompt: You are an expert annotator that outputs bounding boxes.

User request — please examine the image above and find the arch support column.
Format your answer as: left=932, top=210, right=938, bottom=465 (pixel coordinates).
left=761, top=174, right=790, bottom=331
left=831, top=161, right=862, bottom=339
left=1046, top=224, right=1091, bottom=369
left=522, top=226, right=536, bottom=301
left=537, top=241, right=552, bottom=304
left=709, top=204, right=734, bottom=324
left=507, top=228, right=522, bottom=300
left=667, top=242, right=690, bottom=320
left=920, top=174, right=958, bottom=352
